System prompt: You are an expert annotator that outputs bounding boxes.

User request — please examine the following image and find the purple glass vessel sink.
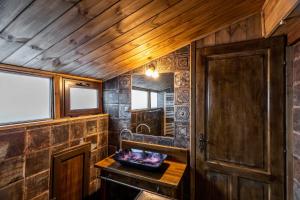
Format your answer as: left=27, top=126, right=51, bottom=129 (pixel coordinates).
left=114, top=148, right=167, bottom=171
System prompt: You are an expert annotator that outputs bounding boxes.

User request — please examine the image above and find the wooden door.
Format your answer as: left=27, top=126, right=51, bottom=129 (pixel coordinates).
left=195, top=37, right=285, bottom=200
left=51, top=143, right=90, bottom=200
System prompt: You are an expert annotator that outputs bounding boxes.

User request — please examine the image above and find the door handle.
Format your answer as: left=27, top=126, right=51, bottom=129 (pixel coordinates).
left=199, top=133, right=208, bottom=152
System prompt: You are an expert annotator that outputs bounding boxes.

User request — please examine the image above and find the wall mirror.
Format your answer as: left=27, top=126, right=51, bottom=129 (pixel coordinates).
left=131, top=73, right=174, bottom=137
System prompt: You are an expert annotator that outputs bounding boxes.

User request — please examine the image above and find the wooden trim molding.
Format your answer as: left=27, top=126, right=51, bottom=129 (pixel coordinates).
left=262, top=0, right=300, bottom=37
left=0, top=64, right=102, bottom=83
left=0, top=114, right=108, bottom=131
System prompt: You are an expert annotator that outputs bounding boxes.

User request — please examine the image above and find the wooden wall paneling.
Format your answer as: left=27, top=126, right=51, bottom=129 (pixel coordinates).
left=98, top=10, right=262, bottom=80
left=0, top=0, right=80, bottom=61
left=262, top=0, right=299, bottom=37
left=2, top=0, right=119, bottom=66
left=67, top=1, right=262, bottom=78
left=66, top=0, right=218, bottom=75
left=0, top=0, right=34, bottom=31
left=0, top=0, right=264, bottom=80
left=22, top=0, right=153, bottom=70
left=44, top=0, right=183, bottom=73
left=82, top=6, right=262, bottom=79
left=44, top=0, right=201, bottom=74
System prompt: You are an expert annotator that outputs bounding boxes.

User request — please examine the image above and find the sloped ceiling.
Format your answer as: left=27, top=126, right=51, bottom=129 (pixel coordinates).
left=0, top=0, right=264, bottom=80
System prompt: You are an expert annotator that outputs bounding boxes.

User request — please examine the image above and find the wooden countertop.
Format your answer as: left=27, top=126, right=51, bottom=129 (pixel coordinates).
left=95, top=155, right=187, bottom=188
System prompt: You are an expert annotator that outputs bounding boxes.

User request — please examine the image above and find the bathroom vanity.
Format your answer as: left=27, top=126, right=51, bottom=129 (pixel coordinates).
left=95, top=140, right=188, bottom=199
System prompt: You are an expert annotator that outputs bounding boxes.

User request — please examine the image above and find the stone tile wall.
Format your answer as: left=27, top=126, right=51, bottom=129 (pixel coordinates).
left=103, top=46, right=190, bottom=151
left=0, top=114, right=108, bottom=200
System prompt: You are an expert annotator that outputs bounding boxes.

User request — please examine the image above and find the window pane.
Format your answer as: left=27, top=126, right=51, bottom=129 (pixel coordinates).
left=132, top=90, right=148, bottom=109
left=151, top=92, right=158, bottom=108
left=0, top=71, right=52, bottom=124
left=70, top=87, right=98, bottom=110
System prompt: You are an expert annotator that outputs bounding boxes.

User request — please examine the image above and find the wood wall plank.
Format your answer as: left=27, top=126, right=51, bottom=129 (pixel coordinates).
left=41, top=0, right=182, bottom=72
left=0, top=0, right=264, bottom=80
left=0, top=0, right=80, bottom=61
left=2, top=0, right=118, bottom=66
left=23, top=0, right=152, bottom=69
left=0, top=0, right=34, bottom=32
left=68, top=0, right=261, bottom=77
left=262, top=0, right=299, bottom=37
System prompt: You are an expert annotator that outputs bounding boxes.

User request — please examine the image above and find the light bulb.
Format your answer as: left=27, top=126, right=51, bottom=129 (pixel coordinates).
left=146, top=68, right=153, bottom=76
left=152, top=70, right=159, bottom=78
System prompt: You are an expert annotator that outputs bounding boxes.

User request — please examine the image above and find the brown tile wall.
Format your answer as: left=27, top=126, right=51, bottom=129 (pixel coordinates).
left=0, top=114, right=108, bottom=200
left=294, top=42, right=300, bottom=200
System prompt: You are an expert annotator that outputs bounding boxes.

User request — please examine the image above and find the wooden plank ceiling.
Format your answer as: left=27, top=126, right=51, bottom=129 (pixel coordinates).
left=0, top=0, right=264, bottom=80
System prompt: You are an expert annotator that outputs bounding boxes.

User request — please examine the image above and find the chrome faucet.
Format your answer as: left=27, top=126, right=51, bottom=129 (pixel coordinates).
left=119, top=128, right=133, bottom=150
left=135, top=123, right=151, bottom=134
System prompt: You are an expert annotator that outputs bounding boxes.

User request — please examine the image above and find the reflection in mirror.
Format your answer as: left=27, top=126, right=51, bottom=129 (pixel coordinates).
left=131, top=73, right=174, bottom=137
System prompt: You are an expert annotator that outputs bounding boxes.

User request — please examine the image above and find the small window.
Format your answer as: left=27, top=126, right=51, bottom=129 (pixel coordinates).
left=150, top=92, right=158, bottom=108
left=131, top=90, right=148, bottom=110
left=0, top=70, right=52, bottom=125
left=63, top=79, right=102, bottom=117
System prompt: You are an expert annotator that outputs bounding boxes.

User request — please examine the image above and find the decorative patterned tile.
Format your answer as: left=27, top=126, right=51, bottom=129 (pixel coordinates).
left=175, top=122, right=190, bottom=136
left=175, top=54, right=189, bottom=70
left=118, top=75, right=131, bottom=89
left=174, top=135, right=189, bottom=148
left=174, top=71, right=190, bottom=88
left=175, top=88, right=190, bottom=104
left=158, top=54, right=175, bottom=72
left=175, top=105, right=190, bottom=122
left=119, top=104, right=131, bottom=119
left=294, top=83, right=300, bottom=107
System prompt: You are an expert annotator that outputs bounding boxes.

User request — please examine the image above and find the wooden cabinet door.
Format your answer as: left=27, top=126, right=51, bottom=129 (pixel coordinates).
left=195, top=37, right=285, bottom=200
left=51, top=143, right=90, bottom=200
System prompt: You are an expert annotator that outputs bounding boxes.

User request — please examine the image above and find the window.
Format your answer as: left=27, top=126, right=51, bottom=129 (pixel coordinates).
left=131, top=90, right=159, bottom=110
left=0, top=71, right=52, bottom=125
left=150, top=92, right=158, bottom=108
left=131, top=90, right=148, bottom=110
left=70, top=88, right=98, bottom=110
left=63, top=79, right=102, bottom=117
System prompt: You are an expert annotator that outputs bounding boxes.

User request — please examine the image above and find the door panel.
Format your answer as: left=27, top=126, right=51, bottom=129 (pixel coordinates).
left=195, top=37, right=285, bottom=200
left=238, top=178, right=268, bottom=200
left=204, top=171, right=231, bottom=200
left=206, top=53, right=267, bottom=171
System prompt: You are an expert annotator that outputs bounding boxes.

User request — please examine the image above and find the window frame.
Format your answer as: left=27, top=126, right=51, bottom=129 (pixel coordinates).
left=0, top=69, right=54, bottom=126
left=62, top=78, right=102, bottom=117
